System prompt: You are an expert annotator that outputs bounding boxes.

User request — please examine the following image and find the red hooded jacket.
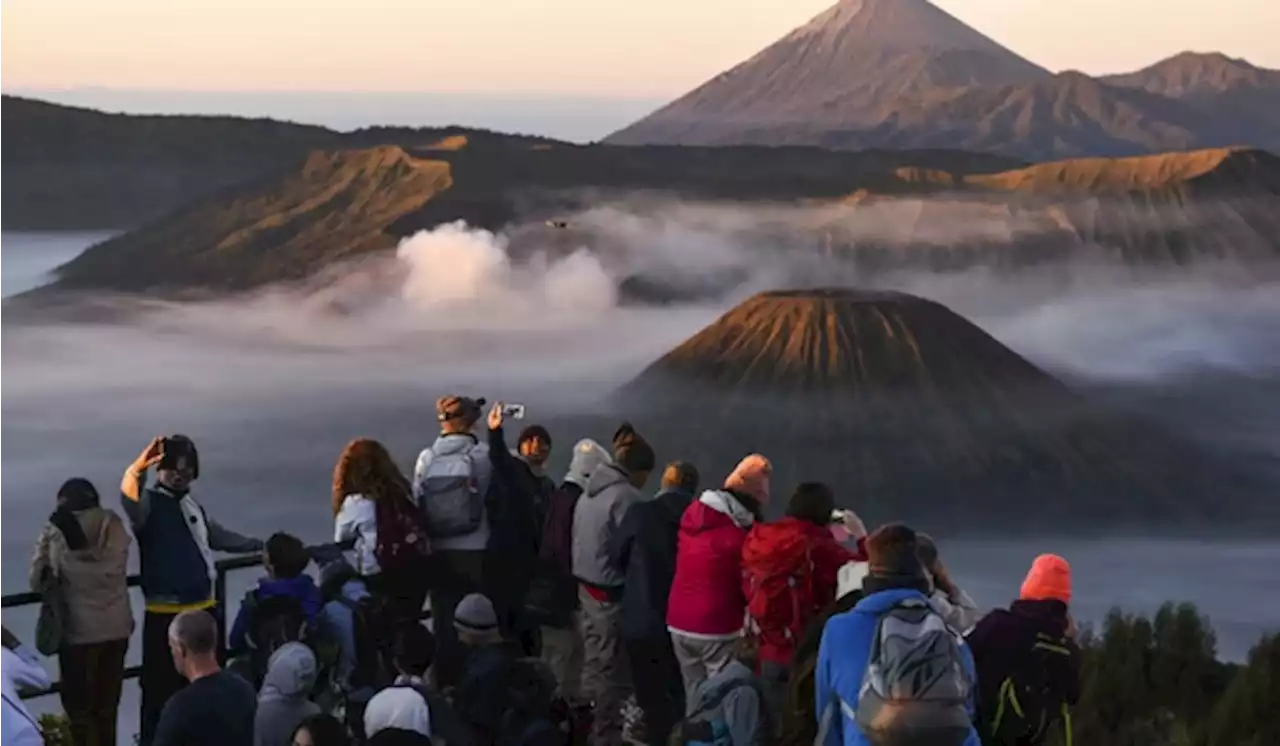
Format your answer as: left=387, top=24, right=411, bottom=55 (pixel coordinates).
left=666, top=490, right=757, bottom=637
left=741, top=517, right=867, bottom=664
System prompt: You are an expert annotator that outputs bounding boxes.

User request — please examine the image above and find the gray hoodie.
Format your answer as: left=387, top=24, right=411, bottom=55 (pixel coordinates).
left=687, top=659, right=768, bottom=746
left=254, top=642, right=321, bottom=746
left=571, top=462, right=642, bottom=589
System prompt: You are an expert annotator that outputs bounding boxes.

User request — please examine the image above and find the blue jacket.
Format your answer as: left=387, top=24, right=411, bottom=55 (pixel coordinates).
left=229, top=574, right=323, bottom=653
left=318, top=577, right=375, bottom=699
left=814, top=587, right=981, bottom=746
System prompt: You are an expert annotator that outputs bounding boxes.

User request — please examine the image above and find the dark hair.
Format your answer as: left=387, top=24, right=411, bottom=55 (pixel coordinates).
left=394, top=623, right=436, bottom=676
left=367, top=729, right=433, bottom=745
left=292, top=714, right=350, bottom=746
left=159, top=434, right=200, bottom=478
left=915, top=533, right=939, bottom=570
left=661, top=461, right=700, bottom=493
left=265, top=532, right=309, bottom=579
left=57, top=478, right=100, bottom=510
left=786, top=482, right=836, bottom=526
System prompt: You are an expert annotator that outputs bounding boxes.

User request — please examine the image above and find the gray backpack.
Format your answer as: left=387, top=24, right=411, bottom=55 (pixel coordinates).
left=419, top=442, right=484, bottom=538
left=853, top=598, right=973, bottom=746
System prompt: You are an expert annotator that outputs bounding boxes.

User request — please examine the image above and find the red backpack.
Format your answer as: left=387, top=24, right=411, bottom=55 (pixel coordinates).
left=374, top=492, right=431, bottom=573
left=742, top=522, right=817, bottom=654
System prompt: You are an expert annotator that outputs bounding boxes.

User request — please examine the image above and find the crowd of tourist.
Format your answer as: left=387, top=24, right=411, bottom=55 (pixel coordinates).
left=2, top=395, right=1081, bottom=746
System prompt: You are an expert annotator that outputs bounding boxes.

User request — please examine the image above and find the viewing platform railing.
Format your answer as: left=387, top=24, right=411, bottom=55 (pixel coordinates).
left=2, top=553, right=265, bottom=700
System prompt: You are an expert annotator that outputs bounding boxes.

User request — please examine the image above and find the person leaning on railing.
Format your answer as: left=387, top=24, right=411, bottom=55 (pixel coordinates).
left=120, top=435, right=264, bottom=746
left=28, top=478, right=133, bottom=746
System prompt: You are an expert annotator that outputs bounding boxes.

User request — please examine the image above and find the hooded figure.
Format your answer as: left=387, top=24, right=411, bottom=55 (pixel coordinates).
left=254, top=642, right=322, bottom=746
left=667, top=455, right=770, bottom=713
left=965, top=554, right=1080, bottom=746
left=572, top=423, right=656, bottom=746
left=814, top=524, right=980, bottom=746
left=530, top=438, right=612, bottom=703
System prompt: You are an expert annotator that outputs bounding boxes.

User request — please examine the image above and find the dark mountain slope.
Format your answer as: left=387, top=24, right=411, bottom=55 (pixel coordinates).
left=614, top=289, right=1257, bottom=530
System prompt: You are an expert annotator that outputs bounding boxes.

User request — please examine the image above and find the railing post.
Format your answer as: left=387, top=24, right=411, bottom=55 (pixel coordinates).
left=214, top=565, right=229, bottom=659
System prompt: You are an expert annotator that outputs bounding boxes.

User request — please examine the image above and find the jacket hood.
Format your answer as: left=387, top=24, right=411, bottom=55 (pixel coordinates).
left=585, top=462, right=629, bottom=498
left=258, top=575, right=323, bottom=620
left=432, top=432, right=480, bottom=457
left=697, top=489, right=756, bottom=529
left=689, top=659, right=754, bottom=712
left=565, top=439, right=611, bottom=489
left=1011, top=598, right=1071, bottom=633
left=653, top=489, right=695, bottom=525
left=69, top=507, right=113, bottom=560
left=853, top=586, right=932, bottom=616
left=260, top=642, right=318, bottom=701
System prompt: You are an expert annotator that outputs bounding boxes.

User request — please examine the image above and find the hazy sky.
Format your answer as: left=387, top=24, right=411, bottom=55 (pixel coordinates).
left=4, top=0, right=1277, bottom=97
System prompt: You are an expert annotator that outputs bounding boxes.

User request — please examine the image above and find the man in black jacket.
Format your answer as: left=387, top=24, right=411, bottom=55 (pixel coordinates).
left=609, top=461, right=699, bottom=746
left=485, top=403, right=555, bottom=651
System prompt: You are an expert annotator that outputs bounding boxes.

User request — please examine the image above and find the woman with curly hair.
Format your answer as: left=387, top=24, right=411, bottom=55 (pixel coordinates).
left=332, top=438, right=430, bottom=623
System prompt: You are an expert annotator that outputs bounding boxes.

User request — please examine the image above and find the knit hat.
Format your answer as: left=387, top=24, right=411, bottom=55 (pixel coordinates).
left=518, top=424, right=552, bottom=447
left=436, top=396, right=485, bottom=426
left=866, top=523, right=927, bottom=581
left=612, top=422, right=655, bottom=474
left=724, top=454, right=772, bottom=506
left=1020, top=554, right=1072, bottom=604
left=565, top=439, right=612, bottom=488
left=453, top=593, right=498, bottom=633
left=57, top=478, right=100, bottom=511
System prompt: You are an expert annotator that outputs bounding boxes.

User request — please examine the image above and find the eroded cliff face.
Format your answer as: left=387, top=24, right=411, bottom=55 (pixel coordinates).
left=616, top=289, right=1252, bottom=531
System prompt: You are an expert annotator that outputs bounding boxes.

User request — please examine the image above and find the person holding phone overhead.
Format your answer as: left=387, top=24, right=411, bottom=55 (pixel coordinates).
left=121, top=435, right=264, bottom=746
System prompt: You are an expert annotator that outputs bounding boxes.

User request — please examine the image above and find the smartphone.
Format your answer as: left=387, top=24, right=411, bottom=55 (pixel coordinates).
left=503, top=404, right=526, bottom=420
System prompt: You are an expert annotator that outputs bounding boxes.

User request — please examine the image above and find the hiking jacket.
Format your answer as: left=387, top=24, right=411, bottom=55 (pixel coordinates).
left=741, top=517, right=866, bottom=665
left=572, top=463, right=643, bottom=590
left=688, top=659, right=769, bottom=746
left=609, top=487, right=695, bottom=640
left=121, top=467, right=262, bottom=610
left=414, top=433, right=493, bottom=552
left=229, top=574, right=323, bottom=654
left=28, top=505, right=134, bottom=645
left=2, top=643, right=49, bottom=746
left=334, top=493, right=381, bottom=575
left=254, top=642, right=321, bottom=746
left=526, top=481, right=585, bottom=628
left=485, top=426, right=546, bottom=593
left=965, top=599, right=1081, bottom=745
left=815, top=587, right=981, bottom=746
left=668, top=490, right=758, bottom=638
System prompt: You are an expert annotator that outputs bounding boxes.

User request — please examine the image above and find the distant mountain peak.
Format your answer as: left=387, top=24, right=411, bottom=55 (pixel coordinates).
left=605, top=0, right=1045, bottom=146
left=787, top=0, right=1014, bottom=54
left=1104, top=51, right=1280, bottom=98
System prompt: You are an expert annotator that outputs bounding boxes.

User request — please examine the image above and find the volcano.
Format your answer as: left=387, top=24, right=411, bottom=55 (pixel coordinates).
left=616, top=289, right=1243, bottom=531
left=606, top=0, right=1048, bottom=146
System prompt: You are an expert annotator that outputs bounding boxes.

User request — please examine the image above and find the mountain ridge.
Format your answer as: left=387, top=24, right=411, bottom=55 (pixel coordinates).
left=605, top=1, right=1280, bottom=159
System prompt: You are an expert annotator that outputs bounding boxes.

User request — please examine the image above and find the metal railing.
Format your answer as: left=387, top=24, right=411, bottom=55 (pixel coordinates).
left=2, top=553, right=264, bottom=700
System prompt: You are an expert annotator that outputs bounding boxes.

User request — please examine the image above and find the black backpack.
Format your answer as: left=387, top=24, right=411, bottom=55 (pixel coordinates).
left=981, top=630, right=1075, bottom=746
left=238, top=591, right=314, bottom=687
left=334, top=593, right=400, bottom=691
left=455, top=647, right=562, bottom=746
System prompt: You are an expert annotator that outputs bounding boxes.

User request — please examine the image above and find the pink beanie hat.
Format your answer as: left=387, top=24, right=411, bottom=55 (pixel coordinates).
left=724, top=454, right=772, bottom=505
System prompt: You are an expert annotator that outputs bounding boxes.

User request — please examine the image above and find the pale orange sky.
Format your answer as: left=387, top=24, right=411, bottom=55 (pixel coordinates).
left=3, top=0, right=1277, bottom=97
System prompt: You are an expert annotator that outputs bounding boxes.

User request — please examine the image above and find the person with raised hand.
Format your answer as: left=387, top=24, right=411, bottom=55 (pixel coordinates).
left=121, top=435, right=263, bottom=746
